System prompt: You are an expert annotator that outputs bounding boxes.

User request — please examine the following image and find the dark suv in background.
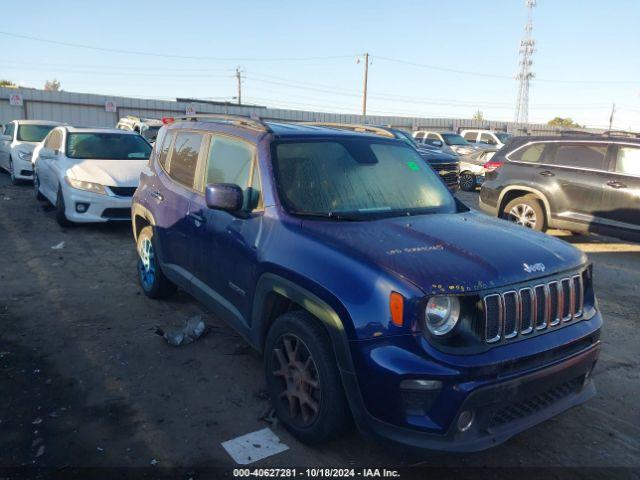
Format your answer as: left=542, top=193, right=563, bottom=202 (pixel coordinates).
left=480, top=132, right=640, bottom=241
left=132, top=115, right=601, bottom=452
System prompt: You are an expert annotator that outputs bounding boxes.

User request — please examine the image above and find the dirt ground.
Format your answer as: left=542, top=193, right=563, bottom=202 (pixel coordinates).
left=1, top=175, right=639, bottom=473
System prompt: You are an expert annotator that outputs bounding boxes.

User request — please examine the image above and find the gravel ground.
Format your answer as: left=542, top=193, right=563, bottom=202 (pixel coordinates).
left=0, top=176, right=639, bottom=473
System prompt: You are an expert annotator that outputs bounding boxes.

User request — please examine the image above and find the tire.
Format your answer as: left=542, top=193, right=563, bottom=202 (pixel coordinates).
left=136, top=226, right=176, bottom=299
left=503, top=194, right=546, bottom=232
left=33, top=169, right=46, bottom=201
left=264, top=311, right=350, bottom=444
left=55, top=187, right=73, bottom=227
left=9, top=158, right=20, bottom=185
left=459, top=171, right=476, bottom=191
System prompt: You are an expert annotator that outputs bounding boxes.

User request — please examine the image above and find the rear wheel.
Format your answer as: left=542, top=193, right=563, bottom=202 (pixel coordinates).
left=459, top=171, right=476, bottom=191
left=503, top=195, right=546, bottom=231
left=264, top=311, right=350, bottom=444
left=55, top=187, right=73, bottom=227
left=136, top=226, right=176, bottom=299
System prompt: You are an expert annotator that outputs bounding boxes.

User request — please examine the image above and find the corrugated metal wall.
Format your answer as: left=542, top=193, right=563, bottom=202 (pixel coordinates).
left=0, top=87, right=581, bottom=136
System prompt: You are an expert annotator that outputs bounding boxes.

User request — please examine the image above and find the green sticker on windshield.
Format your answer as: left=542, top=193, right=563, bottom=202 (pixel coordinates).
left=406, top=161, right=420, bottom=171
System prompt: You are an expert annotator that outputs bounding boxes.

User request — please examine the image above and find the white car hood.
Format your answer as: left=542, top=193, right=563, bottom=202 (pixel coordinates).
left=14, top=142, right=37, bottom=153
left=67, top=159, right=146, bottom=187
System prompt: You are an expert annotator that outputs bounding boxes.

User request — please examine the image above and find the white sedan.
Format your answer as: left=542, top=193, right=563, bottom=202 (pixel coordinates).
left=0, top=120, right=63, bottom=184
left=32, top=126, right=152, bottom=226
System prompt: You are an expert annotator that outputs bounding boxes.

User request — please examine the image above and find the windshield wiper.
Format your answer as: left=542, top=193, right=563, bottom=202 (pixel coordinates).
left=289, top=210, right=362, bottom=221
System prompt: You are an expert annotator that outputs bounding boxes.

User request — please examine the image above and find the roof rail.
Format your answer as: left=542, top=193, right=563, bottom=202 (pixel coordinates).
left=170, top=114, right=272, bottom=133
left=559, top=130, right=598, bottom=136
left=303, top=122, right=396, bottom=138
left=602, top=130, right=640, bottom=139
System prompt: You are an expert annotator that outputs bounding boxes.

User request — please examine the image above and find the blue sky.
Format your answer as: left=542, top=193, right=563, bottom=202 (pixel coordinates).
left=3, top=0, right=639, bottom=128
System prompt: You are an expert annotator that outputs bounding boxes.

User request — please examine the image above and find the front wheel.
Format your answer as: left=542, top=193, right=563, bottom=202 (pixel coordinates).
left=136, top=226, right=176, bottom=299
left=55, top=187, right=73, bottom=227
left=33, top=170, right=46, bottom=201
left=264, top=311, right=350, bottom=445
left=459, top=171, right=476, bottom=191
left=503, top=195, right=547, bottom=232
left=9, top=158, right=20, bottom=185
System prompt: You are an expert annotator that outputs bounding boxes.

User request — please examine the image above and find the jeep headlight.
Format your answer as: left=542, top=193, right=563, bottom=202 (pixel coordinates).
left=17, top=150, right=32, bottom=161
left=65, top=176, right=106, bottom=195
left=425, top=296, right=461, bottom=336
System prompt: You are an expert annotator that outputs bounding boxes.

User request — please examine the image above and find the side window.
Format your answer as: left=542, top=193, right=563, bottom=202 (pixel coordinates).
left=426, top=133, right=439, bottom=140
left=509, top=143, right=547, bottom=163
left=205, top=135, right=259, bottom=209
left=552, top=143, right=607, bottom=170
left=463, top=132, right=477, bottom=142
left=414, top=132, right=425, bottom=141
left=480, top=133, right=497, bottom=145
left=4, top=123, right=15, bottom=139
left=167, top=131, right=202, bottom=188
left=45, top=130, right=62, bottom=150
left=157, top=130, right=173, bottom=169
left=615, top=146, right=640, bottom=176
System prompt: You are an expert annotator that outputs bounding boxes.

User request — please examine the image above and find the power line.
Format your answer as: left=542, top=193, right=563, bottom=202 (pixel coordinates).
left=0, top=30, right=356, bottom=62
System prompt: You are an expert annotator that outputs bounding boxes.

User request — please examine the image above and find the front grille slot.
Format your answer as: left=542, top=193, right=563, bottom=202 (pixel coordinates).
left=483, top=271, right=586, bottom=344
left=534, top=284, right=547, bottom=330
left=548, top=281, right=560, bottom=326
left=503, top=291, right=518, bottom=339
left=484, top=295, right=502, bottom=343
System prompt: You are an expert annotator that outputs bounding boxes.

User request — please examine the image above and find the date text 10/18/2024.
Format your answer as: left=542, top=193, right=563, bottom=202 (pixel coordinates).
left=233, top=468, right=401, bottom=478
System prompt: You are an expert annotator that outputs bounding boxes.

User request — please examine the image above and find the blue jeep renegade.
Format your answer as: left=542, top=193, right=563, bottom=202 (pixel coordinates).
left=131, top=115, right=602, bottom=451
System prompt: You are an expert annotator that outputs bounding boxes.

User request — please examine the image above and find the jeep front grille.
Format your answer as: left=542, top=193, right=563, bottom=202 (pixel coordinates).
left=483, top=273, right=584, bottom=344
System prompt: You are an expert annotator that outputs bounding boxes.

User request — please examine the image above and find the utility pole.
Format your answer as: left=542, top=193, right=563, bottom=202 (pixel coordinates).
left=608, top=103, right=616, bottom=131
left=235, top=67, right=242, bottom=105
left=514, top=0, right=536, bottom=131
left=362, top=53, right=369, bottom=120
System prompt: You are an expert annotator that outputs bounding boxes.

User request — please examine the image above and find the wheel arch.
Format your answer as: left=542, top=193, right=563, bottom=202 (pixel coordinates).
left=250, top=273, right=355, bottom=375
left=131, top=203, right=156, bottom=244
left=498, top=186, right=552, bottom=219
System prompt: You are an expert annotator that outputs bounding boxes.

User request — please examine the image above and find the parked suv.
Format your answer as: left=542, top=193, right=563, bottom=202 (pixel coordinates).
left=116, top=116, right=163, bottom=144
left=132, top=115, right=601, bottom=451
left=479, top=132, right=640, bottom=241
left=413, top=130, right=484, bottom=157
left=460, top=129, right=512, bottom=149
left=305, top=123, right=460, bottom=191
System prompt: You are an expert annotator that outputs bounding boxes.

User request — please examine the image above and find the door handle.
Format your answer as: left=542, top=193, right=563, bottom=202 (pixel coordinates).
left=538, top=170, right=554, bottom=177
left=188, top=212, right=206, bottom=224
left=150, top=190, right=164, bottom=201
left=606, top=180, right=627, bottom=189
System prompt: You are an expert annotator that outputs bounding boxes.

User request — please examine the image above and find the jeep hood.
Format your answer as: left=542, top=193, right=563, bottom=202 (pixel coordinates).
left=67, top=159, right=146, bottom=187
left=301, top=212, right=586, bottom=295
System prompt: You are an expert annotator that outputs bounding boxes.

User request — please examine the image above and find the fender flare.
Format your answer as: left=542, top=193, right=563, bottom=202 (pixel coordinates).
left=131, top=203, right=156, bottom=244
left=250, top=273, right=355, bottom=374
left=498, top=185, right=552, bottom=219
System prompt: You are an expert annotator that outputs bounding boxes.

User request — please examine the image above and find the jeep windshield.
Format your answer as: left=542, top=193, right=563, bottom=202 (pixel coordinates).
left=272, top=139, right=457, bottom=220
left=16, top=124, right=57, bottom=142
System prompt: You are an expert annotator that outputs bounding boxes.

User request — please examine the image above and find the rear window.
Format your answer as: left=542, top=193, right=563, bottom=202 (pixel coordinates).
left=463, top=132, right=477, bottom=142
left=66, top=133, right=152, bottom=160
left=552, top=144, right=607, bottom=170
left=509, top=143, right=547, bottom=163
left=615, top=146, right=640, bottom=176
left=17, top=124, right=56, bottom=142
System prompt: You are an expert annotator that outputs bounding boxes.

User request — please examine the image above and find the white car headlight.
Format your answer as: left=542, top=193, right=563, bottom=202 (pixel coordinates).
left=425, top=296, right=461, bottom=336
left=17, top=150, right=32, bottom=161
left=65, top=176, right=106, bottom=195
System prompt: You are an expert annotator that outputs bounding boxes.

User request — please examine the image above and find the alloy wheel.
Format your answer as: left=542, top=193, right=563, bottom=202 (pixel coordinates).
left=459, top=173, right=475, bottom=190
left=138, top=237, right=156, bottom=290
left=508, top=203, right=537, bottom=229
left=271, top=333, right=321, bottom=427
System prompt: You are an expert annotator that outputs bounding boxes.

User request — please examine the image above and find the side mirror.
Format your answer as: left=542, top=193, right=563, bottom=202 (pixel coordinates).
left=205, top=183, right=243, bottom=212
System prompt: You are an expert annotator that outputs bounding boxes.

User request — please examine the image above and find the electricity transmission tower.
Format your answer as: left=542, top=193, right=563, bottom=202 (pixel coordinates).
left=514, top=0, right=536, bottom=129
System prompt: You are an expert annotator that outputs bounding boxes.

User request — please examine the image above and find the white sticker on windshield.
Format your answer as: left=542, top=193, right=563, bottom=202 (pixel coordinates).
left=128, top=152, right=147, bottom=159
